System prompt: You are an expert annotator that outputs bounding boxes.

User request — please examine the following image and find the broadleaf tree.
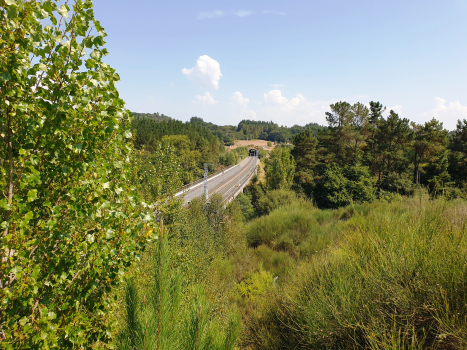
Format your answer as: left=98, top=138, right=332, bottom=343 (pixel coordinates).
left=0, top=0, right=160, bottom=348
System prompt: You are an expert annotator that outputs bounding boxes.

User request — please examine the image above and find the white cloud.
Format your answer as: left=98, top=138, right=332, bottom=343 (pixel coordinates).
left=233, top=10, right=254, bottom=17
left=388, top=105, right=403, bottom=115
left=231, top=91, right=249, bottom=108
left=193, top=92, right=217, bottom=105
left=197, top=10, right=224, bottom=19
left=262, top=90, right=330, bottom=126
left=231, top=91, right=256, bottom=118
left=264, top=10, right=287, bottom=15
left=270, top=83, right=285, bottom=88
left=421, top=97, right=467, bottom=130
left=182, top=55, right=222, bottom=90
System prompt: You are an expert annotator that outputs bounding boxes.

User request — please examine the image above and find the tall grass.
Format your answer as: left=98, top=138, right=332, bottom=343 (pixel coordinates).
left=245, top=199, right=373, bottom=259
left=243, top=198, right=467, bottom=349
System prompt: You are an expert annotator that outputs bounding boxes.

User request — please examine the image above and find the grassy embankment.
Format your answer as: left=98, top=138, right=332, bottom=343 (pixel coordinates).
left=115, top=189, right=467, bottom=349
left=241, top=196, right=467, bottom=349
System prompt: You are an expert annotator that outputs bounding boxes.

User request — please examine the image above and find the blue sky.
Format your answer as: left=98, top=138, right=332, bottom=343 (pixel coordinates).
left=93, top=0, right=467, bottom=130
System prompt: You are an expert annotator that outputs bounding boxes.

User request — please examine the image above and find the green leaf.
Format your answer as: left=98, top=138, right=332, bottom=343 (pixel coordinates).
left=102, top=182, right=111, bottom=189
left=106, top=229, right=114, bottom=239
left=124, top=130, right=132, bottom=138
left=24, top=211, right=33, bottom=221
left=62, top=166, right=71, bottom=174
left=27, top=189, right=38, bottom=202
left=0, top=72, right=12, bottom=81
left=19, top=317, right=28, bottom=326
left=58, top=4, right=69, bottom=18
left=38, top=63, right=47, bottom=71
left=0, top=199, right=10, bottom=210
left=90, top=50, right=102, bottom=60
left=5, top=0, right=16, bottom=5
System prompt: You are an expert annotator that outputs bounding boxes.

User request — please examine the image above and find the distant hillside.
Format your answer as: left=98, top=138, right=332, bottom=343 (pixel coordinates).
left=130, top=113, right=326, bottom=145
left=131, top=112, right=172, bottom=122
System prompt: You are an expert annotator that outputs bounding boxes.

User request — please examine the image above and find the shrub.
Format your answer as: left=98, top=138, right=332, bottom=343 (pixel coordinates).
left=313, top=164, right=377, bottom=209
left=256, top=188, right=298, bottom=216
left=235, top=193, right=256, bottom=221
left=236, top=265, right=274, bottom=301
left=243, top=198, right=467, bottom=349
left=246, top=200, right=336, bottom=258
left=380, top=171, right=414, bottom=195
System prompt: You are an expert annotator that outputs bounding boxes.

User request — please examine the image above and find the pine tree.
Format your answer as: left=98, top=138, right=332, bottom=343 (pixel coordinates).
left=117, top=220, right=239, bottom=350
left=291, top=128, right=318, bottom=196
left=448, top=119, right=467, bottom=188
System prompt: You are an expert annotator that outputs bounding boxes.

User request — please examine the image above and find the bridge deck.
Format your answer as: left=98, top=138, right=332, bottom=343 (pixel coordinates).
left=176, top=156, right=258, bottom=205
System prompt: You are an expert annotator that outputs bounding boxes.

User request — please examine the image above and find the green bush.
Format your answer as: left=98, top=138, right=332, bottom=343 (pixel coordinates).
left=313, top=164, right=377, bottom=209
left=256, top=188, right=298, bottom=216
left=235, top=193, right=256, bottom=221
left=380, top=171, right=414, bottom=195
left=253, top=246, right=294, bottom=279
left=236, top=265, right=274, bottom=301
left=243, top=198, right=467, bottom=349
left=246, top=200, right=336, bottom=258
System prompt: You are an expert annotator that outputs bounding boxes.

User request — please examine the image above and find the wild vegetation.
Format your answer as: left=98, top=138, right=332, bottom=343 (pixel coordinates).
left=2, top=0, right=467, bottom=349
left=289, top=101, right=467, bottom=207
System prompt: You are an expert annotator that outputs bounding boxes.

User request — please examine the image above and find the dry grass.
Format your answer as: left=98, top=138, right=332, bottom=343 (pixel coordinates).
left=226, top=140, right=276, bottom=151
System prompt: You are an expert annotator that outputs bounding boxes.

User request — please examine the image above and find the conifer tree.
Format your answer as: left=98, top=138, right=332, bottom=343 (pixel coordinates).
left=118, top=220, right=239, bottom=350
left=291, top=128, right=318, bottom=196
left=448, top=119, right=467, bottom=188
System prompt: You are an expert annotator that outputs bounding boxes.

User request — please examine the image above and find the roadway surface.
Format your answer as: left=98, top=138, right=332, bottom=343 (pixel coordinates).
left=176, top=156, right=258, bottom=205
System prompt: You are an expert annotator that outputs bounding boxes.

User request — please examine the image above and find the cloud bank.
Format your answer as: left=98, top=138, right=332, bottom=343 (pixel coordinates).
left=421, top=97, right=467, bottom=131
left=262, top=90, right=329, bottom=126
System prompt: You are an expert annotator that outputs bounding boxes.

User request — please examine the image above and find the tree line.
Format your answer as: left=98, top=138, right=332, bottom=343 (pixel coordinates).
left=265, top=101, right=467, bottom=208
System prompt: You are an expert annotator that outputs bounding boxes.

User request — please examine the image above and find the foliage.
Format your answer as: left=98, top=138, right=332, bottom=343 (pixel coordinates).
left=291, top=128, right=318, bottom=196
left=243, top=197, right=467, bottom=349
left=242, top=185, right=298, bottom=218
left=117, top=221, right=239, bottom=350
left=448, top=119, right=467, bottom=188
left=379, top=171, right=413, bottom=196
left=132, top=143, right=183, bottom=204
left=0, top=0, right=157, bottom=347
left=236, top=265, right=274, bottom=301
left=264, top=147, right=295, bottom=190
left=235, top=193, right=256, bottom=221
left=236, top=119, right=324, bottom=144
left=245, top=200, right=337, bottom=259
left=411, top=118, right=449, bottom=187
left=313, top=164, right=377, bottom=209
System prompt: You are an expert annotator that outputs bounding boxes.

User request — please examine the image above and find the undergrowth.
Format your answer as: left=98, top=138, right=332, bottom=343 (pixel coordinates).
left=242, top=197, right=467, bottom=349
